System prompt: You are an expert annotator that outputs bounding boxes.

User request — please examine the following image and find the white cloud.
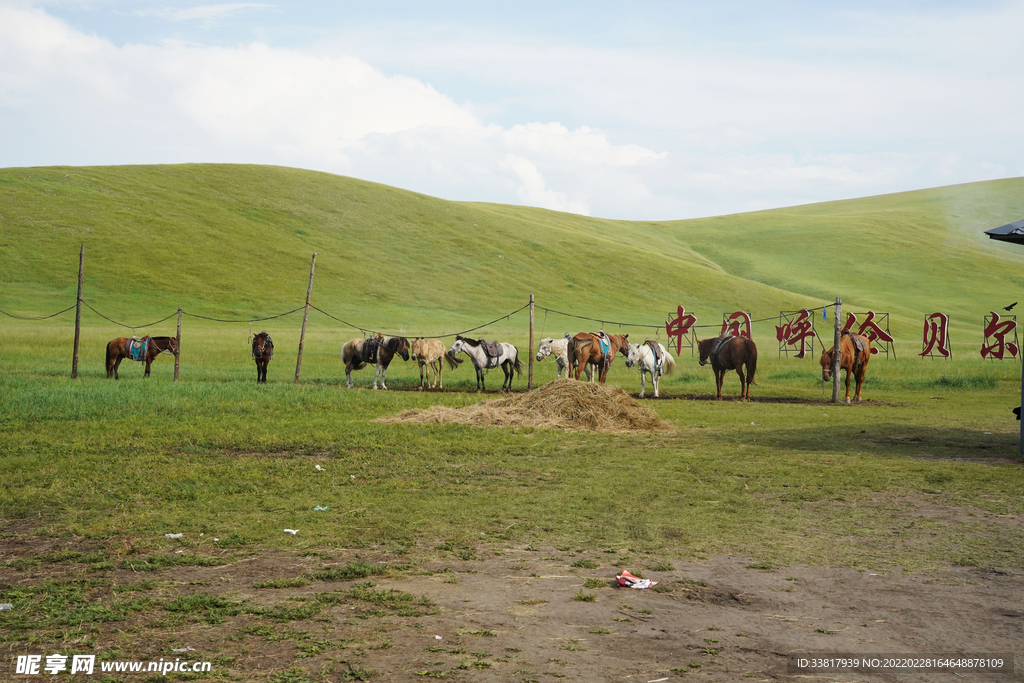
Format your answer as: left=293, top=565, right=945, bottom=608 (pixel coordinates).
left=0, top=3, right=1021, bottom=219
left=136, top=4, right=271, bottom=23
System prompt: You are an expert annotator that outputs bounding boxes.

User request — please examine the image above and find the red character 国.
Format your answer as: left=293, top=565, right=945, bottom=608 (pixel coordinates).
left=920, top=313, right=951, bottom=357
left=721, top=311, right=752, bottom=339
left=842, top=311, right=895, bottom=355
left=981, top=312, right=1018, bottom=360
left=666, top=305, right=697, bottom=356
left=776, top=309, right=817, bottom=358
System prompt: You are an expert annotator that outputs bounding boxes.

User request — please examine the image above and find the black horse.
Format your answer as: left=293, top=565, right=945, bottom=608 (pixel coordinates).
left=252, top=331, right=274, bottom=383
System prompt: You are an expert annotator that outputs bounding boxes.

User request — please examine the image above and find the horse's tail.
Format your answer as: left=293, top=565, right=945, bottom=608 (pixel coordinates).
left=445, top=350, right=463, bottom=370
left=105, top=341, right=111, bottom=372
left=662, top=350, right=676, bottom=376
left=512, top=355, right=524, bottom=377
left=745, top=338, right=758, bottom=385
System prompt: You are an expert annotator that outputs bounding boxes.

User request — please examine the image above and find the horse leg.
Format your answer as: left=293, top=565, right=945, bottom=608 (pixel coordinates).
left=653, top=368, right=660, bottom=399
left=478, top=366, right=485, bottom=392
left=854, top=368, right=863, bottom=402
left=380, top=362, right=389, bottom=390
left=736, top=367, right=746, bottom=400
left=845, top=369, right=852, bottom=404
left=144, top=359, right=152, bottom=378
left=436, top=360, right=443, bottom=389
left=346, top=364, right=354, bottom=389
left=716, top=369, right=724, bottom=399
left=639, top=368, right=646, bottom=398
left=418, top=361, right=425, bottom=390
left=113, top=357, right=122, bottom=380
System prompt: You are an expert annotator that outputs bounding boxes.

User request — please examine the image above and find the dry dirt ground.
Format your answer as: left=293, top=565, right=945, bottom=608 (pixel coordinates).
left=2, top=538, right=1022, bottom=683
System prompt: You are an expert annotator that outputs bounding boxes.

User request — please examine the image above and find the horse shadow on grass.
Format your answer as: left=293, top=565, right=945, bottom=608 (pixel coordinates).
left=747, top=423, right=1022, bottom=463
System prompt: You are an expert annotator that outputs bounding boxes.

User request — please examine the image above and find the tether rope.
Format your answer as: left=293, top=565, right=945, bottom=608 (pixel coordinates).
left=182, top=307, right=305, bottom=324
left=0, top=305, right=77, bottom=320
left=309, top=302, right=532, bottom=339
left=81, top=302, right=178, bottom=330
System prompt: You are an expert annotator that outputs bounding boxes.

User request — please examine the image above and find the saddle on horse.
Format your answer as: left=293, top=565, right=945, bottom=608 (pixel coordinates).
left=843, top=330, right=868, bottom=367
left=480, top=340, right=502, bottom=368
left=710, top=334, right=734, bottom=358
left=592, top=331, right=611, bottom=356
left=644, top=339, right=662, bottom=367
left=362, top=335, right=383, bottom=364
left=127, top=336, right=151, bottom=362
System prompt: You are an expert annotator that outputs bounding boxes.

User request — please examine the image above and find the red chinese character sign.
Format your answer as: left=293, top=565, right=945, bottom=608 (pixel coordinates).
left=920, top=313, right=951, bottom=358
left=776, top=309, right=817, bottom=358
left=981, top=312, right=1018, bottom=360
left=666, top=305, right=697, bottom=356
left=721, top=311, right=752, bottom=339
left=842, top=311, right=896, bottom=358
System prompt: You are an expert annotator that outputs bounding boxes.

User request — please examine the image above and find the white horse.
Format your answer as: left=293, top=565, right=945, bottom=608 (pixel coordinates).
left=624, top=341, right=675, bottom=398
left=450, top=336, right=523, bottom=392
left=536, top=336, right=594, bottom=381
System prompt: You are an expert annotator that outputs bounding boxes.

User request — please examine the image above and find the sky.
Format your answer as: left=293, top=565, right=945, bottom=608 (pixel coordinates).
left=1, top=1, right=1022, bottom=220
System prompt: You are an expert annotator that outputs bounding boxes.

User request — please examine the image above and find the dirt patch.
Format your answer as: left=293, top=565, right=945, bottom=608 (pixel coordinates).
left=378, top=379, right=674, bottom=432
left=2, top=538, right=1022, bottom=682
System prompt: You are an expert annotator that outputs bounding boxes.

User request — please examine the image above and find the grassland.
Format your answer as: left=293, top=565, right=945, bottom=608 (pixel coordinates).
left=2, top=165, right=1023, bottom=680
left=1, top=163, right=1023, bottom=572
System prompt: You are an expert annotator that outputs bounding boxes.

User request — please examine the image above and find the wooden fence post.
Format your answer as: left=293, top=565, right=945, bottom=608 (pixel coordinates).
left=174, top=307, right=182, bottom=381
left=528, top=294, right=535, bottom=390
left=71, top=243, right=84, bottom=379
left=831, top=297, right=842, bottom=402
left=294, top=253, right=317, bottom=384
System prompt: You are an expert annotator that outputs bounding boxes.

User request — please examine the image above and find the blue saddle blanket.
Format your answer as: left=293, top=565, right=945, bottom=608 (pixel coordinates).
left=594, top=332, right=610, bottom=355
left=128, top=337, right=150, bottom=362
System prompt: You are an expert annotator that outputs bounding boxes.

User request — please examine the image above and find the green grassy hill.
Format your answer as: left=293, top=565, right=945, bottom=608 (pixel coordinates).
left=1, top=164, right=1023, bottom=347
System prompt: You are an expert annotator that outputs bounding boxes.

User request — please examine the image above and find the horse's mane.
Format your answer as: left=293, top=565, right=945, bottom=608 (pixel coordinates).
left=457, top=336, right=482, bottom=347
left=384, top=336, right=408, bottom=351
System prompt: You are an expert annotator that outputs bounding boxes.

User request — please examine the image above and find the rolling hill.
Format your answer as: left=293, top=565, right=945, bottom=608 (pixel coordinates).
left=1, top=164, right=1022, bottom=347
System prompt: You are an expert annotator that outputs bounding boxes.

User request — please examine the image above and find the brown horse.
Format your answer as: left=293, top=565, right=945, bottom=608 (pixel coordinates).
left=105, top=336, right=178, bottom=379
left=820, top=331, right=872, bottom=403
left=566, top=332, right=629, bottom=383
left=698, top=335, right=758, bottom=400
left=341, top=335, right=410, bottom=389
left=410, top=337, right=462, bottom=390
left=252, top=331, right=274, bottom=384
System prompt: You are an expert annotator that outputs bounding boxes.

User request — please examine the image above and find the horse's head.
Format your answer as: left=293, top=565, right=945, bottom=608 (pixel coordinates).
left=820, top=347, right=834, bottom=381
left=450, top=337, right=464, bottom=356
left=168, top=337, right=179, bottom=356
left=623, top=343, right=640, bottom=368
left=410, top=337, right=423, bottom=360
left=536, top=338, right=553, bottom=362
left=393, top=336, right=410, bottom=361
left=615, top=334, right=630, bottom=353
left=697, top=339, right=712, bottom=366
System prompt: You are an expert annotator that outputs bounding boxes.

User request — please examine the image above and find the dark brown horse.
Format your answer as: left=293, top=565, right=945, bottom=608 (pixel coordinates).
left=566, top=332, right=629, bottom=383
left=698, top=335, right=758, bottom=400
left=252, top=331, right=274, bottom=383
left=820, top=331, right=872, bottom=403
left=105, top=336, right=178, bottom=379
left=341, top=335, right=410, bottom=389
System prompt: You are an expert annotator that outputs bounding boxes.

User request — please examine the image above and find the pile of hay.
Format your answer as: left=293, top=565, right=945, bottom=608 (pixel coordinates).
left=378, top=379, right=674, bottom=432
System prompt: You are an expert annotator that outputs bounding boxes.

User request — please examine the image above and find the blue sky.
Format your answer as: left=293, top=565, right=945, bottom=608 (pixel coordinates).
left=2, top=0, right=1022, bottom=219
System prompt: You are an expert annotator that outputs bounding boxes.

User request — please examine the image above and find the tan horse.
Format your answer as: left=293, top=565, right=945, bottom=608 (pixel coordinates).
left=566, top=332, right=629, bottom=384
left=698, top=335, right=758, bottom=400
left=410, top=337, right=462, bottom=390
left=820, top=331, right=872, bottom=403
left=341, top=335, right=410, bottom=389
left=105, top=336, right=178, bottom=379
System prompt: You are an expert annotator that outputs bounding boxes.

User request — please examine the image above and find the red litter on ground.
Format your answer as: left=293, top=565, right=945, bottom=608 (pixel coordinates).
left=616, top=570, right=657, bottom=589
